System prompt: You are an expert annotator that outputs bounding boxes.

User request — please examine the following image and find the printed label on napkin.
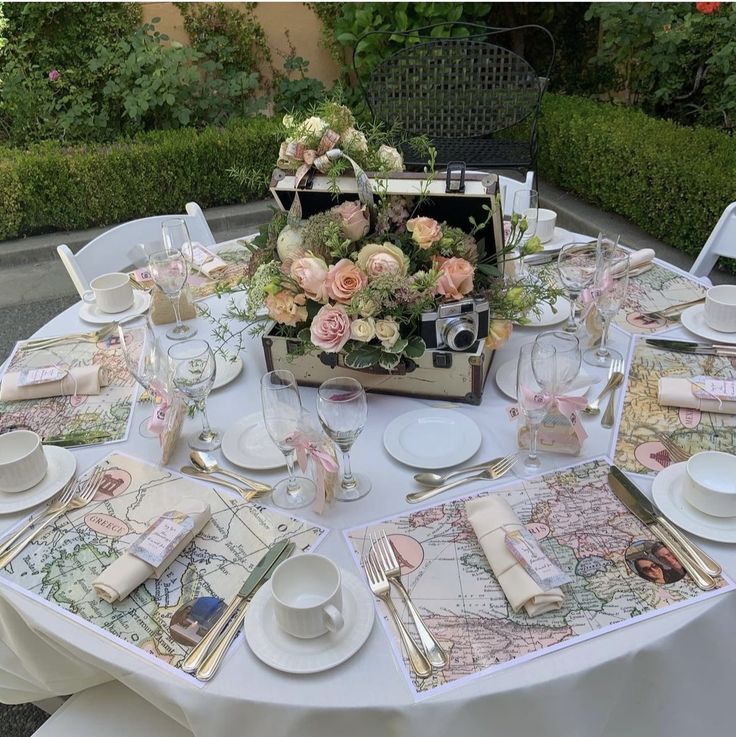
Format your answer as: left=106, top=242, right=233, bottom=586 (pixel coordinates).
left=128, top=511, right=194, bottom=568
left=17, top=366, right=67, bottom=386
left=691, top=376, right=736, bottom=401
left=504, top=528, right=572, bottom=590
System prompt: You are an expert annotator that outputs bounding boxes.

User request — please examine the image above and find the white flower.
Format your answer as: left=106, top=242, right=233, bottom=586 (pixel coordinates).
left=350, top=317, right=376, bottom=343
left=375, top=318, right=400, bottom=349
left=343, top=127, right=368, bottom=154
left=282, top=114, right=295, bottom=128
left=302, top=116, right=328, bottom=138
left=378, top=144, right=404, bottom=171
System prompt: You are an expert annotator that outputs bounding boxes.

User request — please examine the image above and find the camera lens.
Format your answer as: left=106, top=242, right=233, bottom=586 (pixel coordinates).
left=443, top=318, right=477, bottom=351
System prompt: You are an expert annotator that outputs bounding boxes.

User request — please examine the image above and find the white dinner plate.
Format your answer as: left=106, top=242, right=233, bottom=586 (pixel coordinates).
left=680, top=304, right=736, bottom=345
left=652, top=462, right=736, bottom=543
left=221, top=412, right=285, bottom=470
left=245, top=570, right=374, bottom=674
left=78, top=291, right=151, bottom=325
left=494, top=358, right=595, bottom=401
left=383, top=409, right=482, bottom=469
left=517, top=296, right=571, bottom=328
left=0, top=446, right=76, bottom=515
left=212, top=355, right=243, bottom=391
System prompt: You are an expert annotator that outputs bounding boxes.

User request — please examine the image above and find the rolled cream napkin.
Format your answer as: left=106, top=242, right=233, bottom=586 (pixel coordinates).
left=465, top=495, right=564, bottom=617
left=611, top=248, right=655, bottom=277
left=658, top=377, right=736, bottom=415
left=93, top=498, right=210, bottom=603
left=0, top=365, right=109, bottom=402
left=190, top=243, right=228, bottom=279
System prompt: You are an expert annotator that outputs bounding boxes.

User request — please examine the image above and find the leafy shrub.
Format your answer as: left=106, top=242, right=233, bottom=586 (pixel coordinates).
left=0, top=117, right=281, bottom=240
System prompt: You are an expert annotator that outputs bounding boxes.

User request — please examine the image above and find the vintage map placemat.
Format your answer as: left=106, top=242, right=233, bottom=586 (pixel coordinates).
left=0, top=452, right=326, bottom=683
left=345, top=459, right=732, bottom=699
left=0, top=326, right=145, bottom=447
left=613, top=338, right=736, bottom=475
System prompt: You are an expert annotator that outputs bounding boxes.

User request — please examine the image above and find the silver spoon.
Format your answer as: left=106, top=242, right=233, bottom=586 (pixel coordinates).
left=189, top=451, right=271, bottom=492
left=413, top=457, right=503, bottom=487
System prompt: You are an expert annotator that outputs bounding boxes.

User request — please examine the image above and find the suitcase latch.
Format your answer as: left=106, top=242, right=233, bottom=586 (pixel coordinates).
left=432, top=353, right=453, bottom=369
left=445, top=162, right=466, bottom=193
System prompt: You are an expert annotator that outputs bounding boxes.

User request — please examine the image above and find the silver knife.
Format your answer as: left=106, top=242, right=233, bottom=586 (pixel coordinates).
left=182, top=539, right=291, bottom=673
left=646, top=339, right=736, bottom=356
left=608, top=467, right=720, bottom=589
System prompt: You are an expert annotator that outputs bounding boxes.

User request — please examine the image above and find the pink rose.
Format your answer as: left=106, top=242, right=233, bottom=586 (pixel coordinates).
left=407, top=216, right=442, bottom=249
left=290, top=256, right=329, bottom=303
left=356, top=242, right=408, bottom=278
left=325, top=258, right=367, bottom=303
left=265, top=290, right=308, bottom=326
left=435, top=257, right=474, bottom=301
left=333, top=200, right=370, bottom=242
left=310, top=304, right=351, bottom=352
left=48, top=69, right=60, bottom=82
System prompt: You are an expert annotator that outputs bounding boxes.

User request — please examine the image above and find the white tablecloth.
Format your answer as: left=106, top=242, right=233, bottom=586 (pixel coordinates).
left=0, top=253, right=733, bottom=737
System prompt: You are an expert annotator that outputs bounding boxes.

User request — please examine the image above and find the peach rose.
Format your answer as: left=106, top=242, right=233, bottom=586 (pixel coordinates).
left=435, top=257, right=474, bottom=301
left=290, top=256, right=329, bottom=303
left=356, top=242, right=409, bottom=278
left=265, top=290, right=308, bottom=327
left=332, top=201, right=370, bottom=242
left=310, top=304, right=351, bottom=352
left=407, top=216, right=442, bottom=249
left=325, top=258, right=368, bottom=303
left=485, top=319, right=513, bottom=350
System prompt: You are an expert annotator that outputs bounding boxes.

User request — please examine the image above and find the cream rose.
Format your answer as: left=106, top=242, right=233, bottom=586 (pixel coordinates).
left=377, top=144, right=404, bottom=171
left=343, top=127, right=368, bottom=153
left=407, top=216, right=442, bottom=250
left=290, top=256, right=329, bottom=303
left=350, top=317, right=376, bottom=343
left=310, top=304, right=351, bottom=353
left=301, top=116, right=328, bottom=138
left=325, top=258, right=368, bottom=303
left=356, top=242, right=409, bottom=278
left=282, top=114, right=295, bottom=128
left=435, top=257, right=474, bottom=301
left=485, top=319, right=513, bottom=350
left=375, top=318, right=401, bottom=349
left=265, top=290, right=308, bottom=327
left=332, top=200, right=370, bottom=242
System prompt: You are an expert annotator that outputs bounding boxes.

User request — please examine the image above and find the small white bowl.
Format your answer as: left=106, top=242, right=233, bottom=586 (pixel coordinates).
left=0, top=430, right=48, bottom=493
left=704, top=284, right=736, bottom=333
left=685, top=451, right=736, bottom=517
left=535, top=208, right=557, bottom=243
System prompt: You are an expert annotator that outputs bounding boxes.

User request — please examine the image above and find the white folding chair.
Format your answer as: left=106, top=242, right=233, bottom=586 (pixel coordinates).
left=57, top=202, right=215, bottom=298
left=690, top=202, right=736, bottom=278
left=498, top=171, right=536, bottom=216
left=32, top=682, right=192, bottom=737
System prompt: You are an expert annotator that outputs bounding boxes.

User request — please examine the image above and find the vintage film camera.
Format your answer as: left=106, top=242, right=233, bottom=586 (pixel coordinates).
left=419, top=298, right=490, bottom=351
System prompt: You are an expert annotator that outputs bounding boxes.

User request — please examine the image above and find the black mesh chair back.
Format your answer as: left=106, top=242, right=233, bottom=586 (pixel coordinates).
left=353, top=23, right=555, bottom=173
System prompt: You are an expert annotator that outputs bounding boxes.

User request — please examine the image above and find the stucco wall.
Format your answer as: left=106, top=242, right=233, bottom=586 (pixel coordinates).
left=141, top=2, right=340, bottom=86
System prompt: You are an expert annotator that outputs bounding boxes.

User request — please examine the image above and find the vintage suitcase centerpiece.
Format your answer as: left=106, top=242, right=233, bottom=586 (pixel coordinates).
left=225, top=103, right=558, bottom=404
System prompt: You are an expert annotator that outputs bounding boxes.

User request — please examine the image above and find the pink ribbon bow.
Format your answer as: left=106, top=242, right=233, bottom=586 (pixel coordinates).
left=552, top=394, right=589, bottom=443
left=146, top=378, right=171, bottom=439
left=285, top=430, right=339, bottom=514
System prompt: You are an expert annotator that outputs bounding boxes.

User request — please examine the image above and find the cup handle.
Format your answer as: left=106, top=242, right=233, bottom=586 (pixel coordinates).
left=322, top=604, right=344, bottom=633
left=82, top=290, right=96, bottom=304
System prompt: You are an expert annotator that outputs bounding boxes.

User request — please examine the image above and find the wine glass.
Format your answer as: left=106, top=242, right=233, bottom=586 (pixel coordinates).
left=533, top=331, right=581, bottom=395
left=316, top=377, right=370, bottom=502
left=118, top=319, right=170, bottom=437
left=162, top=218, right=194, bottom=262
left=148, top=249, right=197, bottom=340
left=168, top=339, right=220, bottom=451
left=260, top=370, right=317, bottom=510
left=583, top=244, right=630, bottom=368
left=512, top=189, right=539, bottom=278
left=556, top=241, right=597, bottom=333
left=516, top=341, right=556, bottom=475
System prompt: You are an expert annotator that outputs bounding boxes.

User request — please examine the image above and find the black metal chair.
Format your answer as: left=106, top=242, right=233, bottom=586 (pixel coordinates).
left=353, top=23, right=555, bottom=176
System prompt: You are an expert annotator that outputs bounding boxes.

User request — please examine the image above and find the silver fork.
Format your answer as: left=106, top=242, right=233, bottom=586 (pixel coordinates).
left=0, top=477, right=78, bottom=556
left=657, top=433, right=689, bottom=463
left=371, top=531, right=448, bottom=669
left=406, top=452, right=517, bottom=504
left=583, top=361, right=619, bottom=416
left=0, top=466, right=104, bottom=568
left=363, top=556, right=432, bottom=679
left=601, top=358, right=625, bottom=428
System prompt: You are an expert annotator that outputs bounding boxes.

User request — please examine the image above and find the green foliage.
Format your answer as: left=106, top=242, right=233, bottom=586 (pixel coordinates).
left=0, top=117, right=281, bottom=240
left=536, top=93, right=736, bottom=264
left=274, top=53, right=328, bottom=114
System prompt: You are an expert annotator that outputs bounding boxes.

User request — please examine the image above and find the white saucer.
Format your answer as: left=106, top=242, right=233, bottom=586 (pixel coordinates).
left=212, top=355, right=243, bottom=391
left=78, top=291, right=151, bottom=325
left=680, top=304, right=736, bottom=345
left=221, top=412, right=285, bottom=470
left=517, top=296, right=571, bottom=327
left=541, top=226, right=579, bottom=251
left=652, top=462, right=736, bottom=543
left=0, top=446, right=76, bottom=515
left=494, top=357, right=594, bottom=400
left=245, top=570, right=374, bottom=674
left=383, top=409, right=481, bottom=469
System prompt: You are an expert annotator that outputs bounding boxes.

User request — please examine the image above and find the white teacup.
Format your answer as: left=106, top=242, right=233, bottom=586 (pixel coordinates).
left=704, top=284, right=736, bottom=333
left=83, top=273, right=134, bottom=314
left=535, top=208, right=557, bottom=243
left=271, top=554, right=344, bottom=639
left=0, top=431, right=48, bottom=493
left=685, top=451, right=736, bottom=517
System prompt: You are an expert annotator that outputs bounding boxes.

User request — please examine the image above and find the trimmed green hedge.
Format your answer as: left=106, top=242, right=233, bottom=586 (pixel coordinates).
left=538, top=94, right=736, bottom=259
left=0, top=116, right=281, bottom=240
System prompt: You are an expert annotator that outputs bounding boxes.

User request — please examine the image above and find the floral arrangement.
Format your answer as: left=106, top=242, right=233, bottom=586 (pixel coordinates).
left=211, top=105, right=559, bottom=370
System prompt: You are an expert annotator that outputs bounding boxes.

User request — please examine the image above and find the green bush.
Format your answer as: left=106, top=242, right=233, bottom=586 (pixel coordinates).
left=537, top=93, right=736, bottom=258
left=0, top=116, right=281, bottom=240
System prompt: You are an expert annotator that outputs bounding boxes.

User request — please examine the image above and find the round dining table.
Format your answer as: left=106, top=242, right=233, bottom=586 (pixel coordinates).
left=0, top=246, right=734, bottom=737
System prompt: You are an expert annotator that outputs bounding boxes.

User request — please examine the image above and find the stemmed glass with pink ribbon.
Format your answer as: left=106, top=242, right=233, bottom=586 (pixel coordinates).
left=556, top=241, right=598, bottom=333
